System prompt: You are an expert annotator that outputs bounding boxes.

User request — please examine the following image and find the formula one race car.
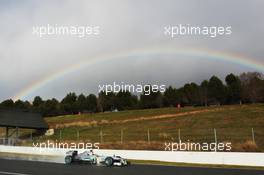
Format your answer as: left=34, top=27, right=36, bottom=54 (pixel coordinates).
left=64, top=150, right=130, bottom=167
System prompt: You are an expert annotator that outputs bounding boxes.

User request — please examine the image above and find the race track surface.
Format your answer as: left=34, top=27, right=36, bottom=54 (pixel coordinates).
left=0, top=159, right=263, bottom=175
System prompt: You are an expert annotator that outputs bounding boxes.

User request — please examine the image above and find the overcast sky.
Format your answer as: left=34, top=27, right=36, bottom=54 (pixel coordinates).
left=0, top=0, right=263, bottom=101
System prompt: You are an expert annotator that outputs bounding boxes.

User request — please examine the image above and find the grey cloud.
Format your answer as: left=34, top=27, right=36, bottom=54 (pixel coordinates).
left=0, top=0, right=263, bottom=101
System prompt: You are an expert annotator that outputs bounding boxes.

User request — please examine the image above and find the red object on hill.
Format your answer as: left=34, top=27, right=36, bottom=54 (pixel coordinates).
left=177, top=104, right=181, bottom=109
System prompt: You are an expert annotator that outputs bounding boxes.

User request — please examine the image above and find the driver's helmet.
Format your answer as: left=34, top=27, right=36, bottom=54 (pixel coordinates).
left=82, top=151, right=90, bottom=156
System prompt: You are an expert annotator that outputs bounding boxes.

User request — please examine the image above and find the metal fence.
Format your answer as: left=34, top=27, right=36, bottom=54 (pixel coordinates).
left=0, top=138, right=19, bottom=146
left=51, top=127, right=261, bottom=143
left=1, top=127, right=263, bottom=151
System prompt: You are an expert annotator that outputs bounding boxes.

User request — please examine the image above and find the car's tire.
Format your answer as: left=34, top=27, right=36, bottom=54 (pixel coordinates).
left=65, top=155, right=73, bottom=164
left=92, top=157, right=97, bottom=165
left=104, top=157, right=113, bottom=167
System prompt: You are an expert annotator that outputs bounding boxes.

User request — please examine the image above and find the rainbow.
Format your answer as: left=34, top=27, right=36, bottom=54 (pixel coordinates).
left=13, top=47, right=264, bottom=101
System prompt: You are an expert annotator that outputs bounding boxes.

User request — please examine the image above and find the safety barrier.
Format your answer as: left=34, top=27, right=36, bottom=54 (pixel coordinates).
left=0, top=145, right=263, bottom=167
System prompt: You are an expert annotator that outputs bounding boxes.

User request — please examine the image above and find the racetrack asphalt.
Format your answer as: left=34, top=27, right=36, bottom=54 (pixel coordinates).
left=0, top=158, right=263, bottom=175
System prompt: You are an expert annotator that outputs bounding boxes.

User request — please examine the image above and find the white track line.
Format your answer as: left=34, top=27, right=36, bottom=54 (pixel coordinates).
left=0, top=171, right=30, bottom=175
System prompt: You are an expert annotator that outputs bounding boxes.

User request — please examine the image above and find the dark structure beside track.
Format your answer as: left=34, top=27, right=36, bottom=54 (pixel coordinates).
left=0, top=110, right=48, bottom=145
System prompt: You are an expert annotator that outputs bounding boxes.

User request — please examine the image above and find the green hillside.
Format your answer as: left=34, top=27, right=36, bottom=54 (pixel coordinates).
left=37, top=104, right=264, bottom=151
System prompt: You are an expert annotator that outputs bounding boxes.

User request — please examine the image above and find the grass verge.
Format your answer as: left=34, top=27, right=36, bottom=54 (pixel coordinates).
left=130, top=159, right=264, bottom=171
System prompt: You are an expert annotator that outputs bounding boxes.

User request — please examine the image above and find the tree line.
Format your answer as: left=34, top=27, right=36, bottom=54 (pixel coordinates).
left=0, top=72, right=264, bottom=117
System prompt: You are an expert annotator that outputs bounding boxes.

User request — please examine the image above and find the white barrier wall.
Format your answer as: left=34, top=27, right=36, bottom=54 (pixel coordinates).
left=0, top=145, right=264, bottom=167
